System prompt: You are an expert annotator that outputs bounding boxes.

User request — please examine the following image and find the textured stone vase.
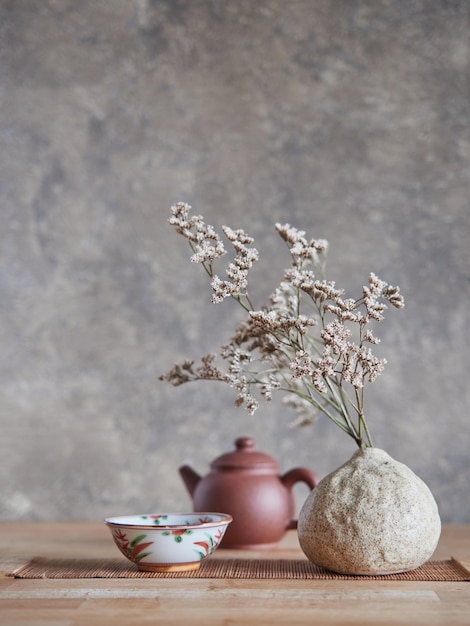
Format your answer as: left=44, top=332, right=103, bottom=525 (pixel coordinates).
left=298, top=447, right=441, bottom=575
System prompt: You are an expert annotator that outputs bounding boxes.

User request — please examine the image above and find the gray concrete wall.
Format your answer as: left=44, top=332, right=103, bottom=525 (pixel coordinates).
left=1, top=0, right=469, bottom=522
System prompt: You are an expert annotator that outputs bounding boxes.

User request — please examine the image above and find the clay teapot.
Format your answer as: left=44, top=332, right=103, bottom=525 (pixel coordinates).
left=179, top=436, right=319, bottom=549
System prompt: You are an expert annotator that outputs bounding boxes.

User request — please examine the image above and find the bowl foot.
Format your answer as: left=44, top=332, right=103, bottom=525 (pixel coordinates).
left=137, top=561, right=201, bottom=573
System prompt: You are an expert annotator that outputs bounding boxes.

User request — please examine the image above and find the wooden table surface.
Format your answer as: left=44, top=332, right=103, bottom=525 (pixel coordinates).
left=0, top=522, right=469, bottom=625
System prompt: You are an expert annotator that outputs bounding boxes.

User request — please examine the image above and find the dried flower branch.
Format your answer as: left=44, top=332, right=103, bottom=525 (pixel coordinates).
left=160, top=202, right=405, bottom=449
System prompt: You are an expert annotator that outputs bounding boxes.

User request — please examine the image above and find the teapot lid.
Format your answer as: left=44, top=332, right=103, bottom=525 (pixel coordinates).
left=210, top=437, right=279, bottom=471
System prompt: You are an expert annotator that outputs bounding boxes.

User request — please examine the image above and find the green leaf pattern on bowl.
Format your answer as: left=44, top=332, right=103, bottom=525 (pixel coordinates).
left=193, top=528, right=225, bottom=560
left=110, top=520, right=228, bottom=565
left=111, top=529, right=154, bottom=563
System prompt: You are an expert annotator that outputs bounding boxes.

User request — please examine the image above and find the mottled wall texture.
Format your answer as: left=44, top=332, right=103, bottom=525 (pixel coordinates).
left=1, top=0, right=469, bottom=522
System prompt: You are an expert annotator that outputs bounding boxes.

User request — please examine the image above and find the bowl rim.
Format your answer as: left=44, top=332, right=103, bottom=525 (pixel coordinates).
left=104, top=512, right=233, bottom=530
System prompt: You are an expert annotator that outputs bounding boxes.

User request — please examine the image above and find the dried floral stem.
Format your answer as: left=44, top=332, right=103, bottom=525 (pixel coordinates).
left=160, top=202, right=404, bottom=449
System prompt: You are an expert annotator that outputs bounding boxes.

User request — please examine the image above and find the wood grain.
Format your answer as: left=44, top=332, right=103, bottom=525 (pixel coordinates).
left=1, top=523, right=469, bottom=625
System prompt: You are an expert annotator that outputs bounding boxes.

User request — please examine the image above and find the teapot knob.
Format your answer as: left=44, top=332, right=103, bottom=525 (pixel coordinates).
left=235, top=436, right=255, bottom=450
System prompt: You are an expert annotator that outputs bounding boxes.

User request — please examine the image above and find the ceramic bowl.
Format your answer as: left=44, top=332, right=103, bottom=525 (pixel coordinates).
left=105, top=512, right=232, bottom=572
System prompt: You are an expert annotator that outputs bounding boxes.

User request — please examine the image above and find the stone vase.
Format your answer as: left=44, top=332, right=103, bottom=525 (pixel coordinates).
left=297, top=447, right=441, bottom=575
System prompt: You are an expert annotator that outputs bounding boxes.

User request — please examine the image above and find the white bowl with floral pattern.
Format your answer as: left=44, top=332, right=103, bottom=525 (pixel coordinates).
left=105, top=513, right=233, bottom=572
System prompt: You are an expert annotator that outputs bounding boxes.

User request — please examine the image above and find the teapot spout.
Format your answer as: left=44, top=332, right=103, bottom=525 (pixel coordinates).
left=179, top=465, right=201, bottom=497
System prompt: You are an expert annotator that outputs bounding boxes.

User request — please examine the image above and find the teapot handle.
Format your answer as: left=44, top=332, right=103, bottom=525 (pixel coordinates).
left=281, top=467, right=320, bottom=531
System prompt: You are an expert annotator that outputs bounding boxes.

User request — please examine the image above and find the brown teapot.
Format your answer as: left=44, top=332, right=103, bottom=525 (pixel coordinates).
left=179, top=436, right=319, bottom=549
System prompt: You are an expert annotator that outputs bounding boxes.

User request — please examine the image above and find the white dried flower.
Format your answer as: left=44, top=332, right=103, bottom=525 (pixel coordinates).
left=351, top=372, right=364, bottom=389
left=162, top=204, right=405, bottom=449
left=259, top=374, right=281, bottom=401
left=383, top=284, right=405, bottom=308
left=312, top=369, right=328, bottom=393
left=364, top=329, right=380, bottom=344
left=290, top=350, right=314, bottom=380
left=210, top=275, right=235, bottom=303
left=190, top=239, right=226, bottom=263
left=321, top=321, right=351, bottom=355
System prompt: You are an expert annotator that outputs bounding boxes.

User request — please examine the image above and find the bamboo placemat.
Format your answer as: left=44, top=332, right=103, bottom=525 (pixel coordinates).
left=10, top=557, right=470, bottom=581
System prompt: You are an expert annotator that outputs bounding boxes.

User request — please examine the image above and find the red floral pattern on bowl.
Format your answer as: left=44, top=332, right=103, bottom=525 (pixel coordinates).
left=105, top=513, right=232, bottom=572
